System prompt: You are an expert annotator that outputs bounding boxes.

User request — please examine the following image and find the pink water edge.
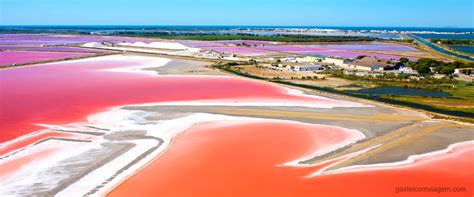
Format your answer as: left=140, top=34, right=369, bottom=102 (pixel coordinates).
left=317, top=44, right=417, bottom=51
left=0, top=45, right=109, bottom=53
left=0, top=51, right=92, bottom=66
left=212, top=40, right=275, bottom=45
left=201, top=46, right=274, bottom=55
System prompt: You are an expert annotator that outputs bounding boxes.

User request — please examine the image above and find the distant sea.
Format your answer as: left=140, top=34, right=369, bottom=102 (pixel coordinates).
left=1, top=25, right=473, bottom=40
left=0, top=25, right=472, bottom=32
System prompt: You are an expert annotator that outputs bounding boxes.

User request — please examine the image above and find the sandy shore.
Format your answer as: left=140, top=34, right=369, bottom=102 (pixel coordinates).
left=124, top=57, right=474, bottom=167
left=147, top=57, right=221, bottom=76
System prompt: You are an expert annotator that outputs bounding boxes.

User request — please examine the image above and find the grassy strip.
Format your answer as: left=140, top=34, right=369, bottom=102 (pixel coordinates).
left=381, top=96, right=474, bottom=114
left=430, top=39, right=474, bottom=46
left=329, top=70, right=474, bottom=94
left=213, top=64, right=474, bottom=122
left=329, top=71, right=474, bottom=116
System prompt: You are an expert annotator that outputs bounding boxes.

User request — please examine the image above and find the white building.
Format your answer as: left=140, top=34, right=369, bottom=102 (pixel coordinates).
left=292, top=65, right=322, bottom=72
left=271, top=64, right=288, bottom=71
left=325, top=57, right=346, bottom=66
left=326, top=57, right=391, bottom=72
left=399, top=66, right=418, bottom=75
left=433, top=74, right=448, bottom=79
left=280, top=58, right=300, bottom=63
left=454, top=68, right=474, bottom=75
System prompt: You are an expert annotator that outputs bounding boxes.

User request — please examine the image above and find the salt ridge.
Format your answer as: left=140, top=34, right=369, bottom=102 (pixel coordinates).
left=320, top=140, right=474, bottom=175
left=52, top=108, right=368, bottom=196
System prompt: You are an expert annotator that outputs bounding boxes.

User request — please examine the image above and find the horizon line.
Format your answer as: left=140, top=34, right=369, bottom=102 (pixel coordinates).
left=0, top=25, right=473, bottom=29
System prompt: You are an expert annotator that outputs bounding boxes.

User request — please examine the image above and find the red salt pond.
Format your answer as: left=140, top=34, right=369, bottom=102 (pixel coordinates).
left=108, top=121, right=473, bottom=197
left=0, top=55, right=357, bottom=144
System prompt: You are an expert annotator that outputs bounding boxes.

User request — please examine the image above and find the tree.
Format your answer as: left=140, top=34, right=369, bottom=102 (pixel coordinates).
left=417, top=64, right=432, bottom=75
left=249, top=59, right=258, bottom=65
left=438, top=66, right=455, bottom=75
left=356, top=55, right=366, bottom=60
left=399, top=57, right=409, bottom=64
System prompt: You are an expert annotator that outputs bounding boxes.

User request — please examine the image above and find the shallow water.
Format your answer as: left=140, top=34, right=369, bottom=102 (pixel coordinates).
left=450, top=45, right=474, bottom=55
left=356, top=87, right=449, bottom=97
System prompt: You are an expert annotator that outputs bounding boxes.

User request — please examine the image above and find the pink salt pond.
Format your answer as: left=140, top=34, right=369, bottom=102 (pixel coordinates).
left=257, top=45, right=419, bottom=61
left=0, top=51, right=93, bottom=66
left=0, top=55, right=363, bottom=143
left=0, top=45, right=109, bottom=53
left=201, top=46, right=274, bottom=55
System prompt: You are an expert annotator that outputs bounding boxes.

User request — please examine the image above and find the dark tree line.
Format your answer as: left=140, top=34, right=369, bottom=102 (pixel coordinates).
left=112, top=32, right=378, bottom=42
left=431, top=39, right=474, bottom=45
left=408, top=58, right=474, bottom=75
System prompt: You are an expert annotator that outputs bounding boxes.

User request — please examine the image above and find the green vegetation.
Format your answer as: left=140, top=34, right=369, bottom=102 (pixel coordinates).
left=213, top=62, right=474, bottom=121
left=383, top=96, right=474, bottom=114
left=330, top=68, right=473, bottom=91
left=399, top=57, right=409, bottom=64
left=408, top=58, right=474, bottom=75
left=431, top=39, right=474, bottom=46
left=395, top=39, right=415, bottom=43
left=328, top=69, right=474, bottom=118
left=112, top=32, right=378, bottom=42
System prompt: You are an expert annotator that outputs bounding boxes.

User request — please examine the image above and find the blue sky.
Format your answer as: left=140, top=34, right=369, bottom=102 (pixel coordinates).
left=1, top=0, right=472, bottom=27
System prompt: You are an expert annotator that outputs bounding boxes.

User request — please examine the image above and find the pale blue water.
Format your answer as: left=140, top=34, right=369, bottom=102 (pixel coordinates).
left=415, top=33, right=474, bottom=40
left=450, top=45, right=474, bottom=54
